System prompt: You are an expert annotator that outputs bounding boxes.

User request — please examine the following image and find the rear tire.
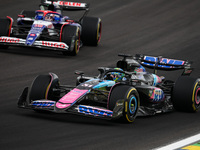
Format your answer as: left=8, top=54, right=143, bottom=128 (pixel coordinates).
left=0, top=18, right=11, bottom=49
left=61, top=25, right=80, bottom=56
left=81, top=17, right=102, bottom=46
left=29, top=73, right=60, bottom=103
left=108, top=85, right=139, bottom=123
left=172, top=76, right=200, bottom=112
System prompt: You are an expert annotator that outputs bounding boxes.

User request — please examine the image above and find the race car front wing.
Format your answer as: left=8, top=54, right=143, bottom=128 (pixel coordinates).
left=0, top=36, right=69, bottom=51
left=18, top=87, right=125, bottom=120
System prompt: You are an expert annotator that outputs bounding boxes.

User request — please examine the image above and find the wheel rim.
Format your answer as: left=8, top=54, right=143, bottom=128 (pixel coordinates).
left=75, top=39, right=79, bottom=54
left=74, top=30, right=80, bottom=54
left=195, top=88, right=200, bottom=105
left=97, top=20, right=102, bottom=44
left=129, top=96, right=137, bottom=115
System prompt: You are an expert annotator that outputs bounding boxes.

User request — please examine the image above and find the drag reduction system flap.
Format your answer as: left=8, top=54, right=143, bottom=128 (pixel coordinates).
left=117, top=53, right=193, bottom=75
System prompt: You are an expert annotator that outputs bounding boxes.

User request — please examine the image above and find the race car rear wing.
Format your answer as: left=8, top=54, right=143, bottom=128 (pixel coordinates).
left=117, top=54, right=193, bottom=76
left=134, top=54, right=193, bottom=75
left=41, top=0, right=89, bottom=10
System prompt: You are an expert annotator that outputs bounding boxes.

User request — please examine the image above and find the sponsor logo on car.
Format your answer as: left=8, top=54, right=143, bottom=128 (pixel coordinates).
left=153, top=88, right=164, bottom=102
left=56, top=1, right=84, bottom=7
left=42, top=41, right=66, bottom=49
left=0, top=37, right=20, bottom=43
left=32, top=101, right=55, bottom=108
left=144, top=56, right=185, bottom=65
left=33, top=24, right=44, bottom=28
left=30, top=34, right=36, bottom=36
left=28, top=38, right=34, bottom=40
left=77, top=105, right=113, bottom=117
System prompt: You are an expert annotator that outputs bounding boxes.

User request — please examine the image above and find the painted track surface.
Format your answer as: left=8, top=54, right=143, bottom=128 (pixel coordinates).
left=1, top=0, right=200, bottom=149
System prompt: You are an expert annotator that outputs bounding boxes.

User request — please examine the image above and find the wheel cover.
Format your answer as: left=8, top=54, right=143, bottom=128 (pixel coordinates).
left=96, top=19, right=102, bottom=44
left=74, top=30, right=80, bottom=54
left=192, top=81, right=200, bottom=110
left=129, top=96, right=137, bottom=115
left=195, top=88, right=200, bottom=105
left=74, top=40, right=79, bottom=54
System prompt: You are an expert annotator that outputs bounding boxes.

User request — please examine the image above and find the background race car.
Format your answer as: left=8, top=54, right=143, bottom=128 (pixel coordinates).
left=18, top=54, right=200, bottom=123
left=0, top=0, right=102, bottom=55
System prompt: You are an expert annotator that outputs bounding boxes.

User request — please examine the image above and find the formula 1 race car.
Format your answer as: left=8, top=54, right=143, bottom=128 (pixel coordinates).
left=0, top=0, right=102, bottom=55
left=18, top=54, right=200, bottom=123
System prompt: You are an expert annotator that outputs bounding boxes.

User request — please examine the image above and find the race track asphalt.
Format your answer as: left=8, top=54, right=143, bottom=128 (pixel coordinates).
left=1, top=0, right=200, bottom=150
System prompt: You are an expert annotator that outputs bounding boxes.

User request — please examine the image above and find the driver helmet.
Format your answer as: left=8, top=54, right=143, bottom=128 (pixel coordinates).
left=54, top=15, right=61, bottom=22
left=45, top=14, right=54, bottom=21
left=111, top=68, right=125, bottom=82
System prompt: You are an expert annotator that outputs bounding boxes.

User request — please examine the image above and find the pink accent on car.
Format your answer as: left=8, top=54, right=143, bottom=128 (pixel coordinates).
left=56, top=103, right=71, bottom=109
left=56, top=88, right=89, bottom=109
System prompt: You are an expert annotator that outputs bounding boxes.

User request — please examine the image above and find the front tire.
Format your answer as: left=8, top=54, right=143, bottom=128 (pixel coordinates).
left=108, top=85, right=139, bottom=123
left=29, top=73, right=60, bottom=103
left=172, top=76, right=200, bottom=112
left=61, top=25, right=80, bottom=56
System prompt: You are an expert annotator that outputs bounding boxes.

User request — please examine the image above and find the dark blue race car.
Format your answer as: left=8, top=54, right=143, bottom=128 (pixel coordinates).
left=18, top=54, right=200, bottom=123
left=0, top=0, right=102, bottom=55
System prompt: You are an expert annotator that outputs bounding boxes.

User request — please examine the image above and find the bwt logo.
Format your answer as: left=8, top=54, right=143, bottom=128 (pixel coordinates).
left=144, top=56, right=185, bottom=65
left=0, top=37, right=20, bottom=43
left=78, top=105, right=113, bottom=117
left=32, top=102, right=55, bottom=107
left=42, top=41, right=66, bottom=48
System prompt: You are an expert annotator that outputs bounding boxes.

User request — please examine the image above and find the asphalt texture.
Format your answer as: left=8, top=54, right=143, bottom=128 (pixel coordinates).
left=1, top=0, right=200, bottom=150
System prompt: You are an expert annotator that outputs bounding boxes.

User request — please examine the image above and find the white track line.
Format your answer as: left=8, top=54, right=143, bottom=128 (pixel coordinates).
left=153, top=133, right=200, bottom=150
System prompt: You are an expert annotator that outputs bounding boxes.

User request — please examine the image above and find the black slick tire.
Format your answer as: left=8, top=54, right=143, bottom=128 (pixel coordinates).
left=172, top=76, right=200, bottom=112
left=108, top=85, right=139, bottom=123
left=29, top=73, right=60, bottom=103
left=61, top=25, right=80, bottom=56
left=81, top=17, right=102, bottom=46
